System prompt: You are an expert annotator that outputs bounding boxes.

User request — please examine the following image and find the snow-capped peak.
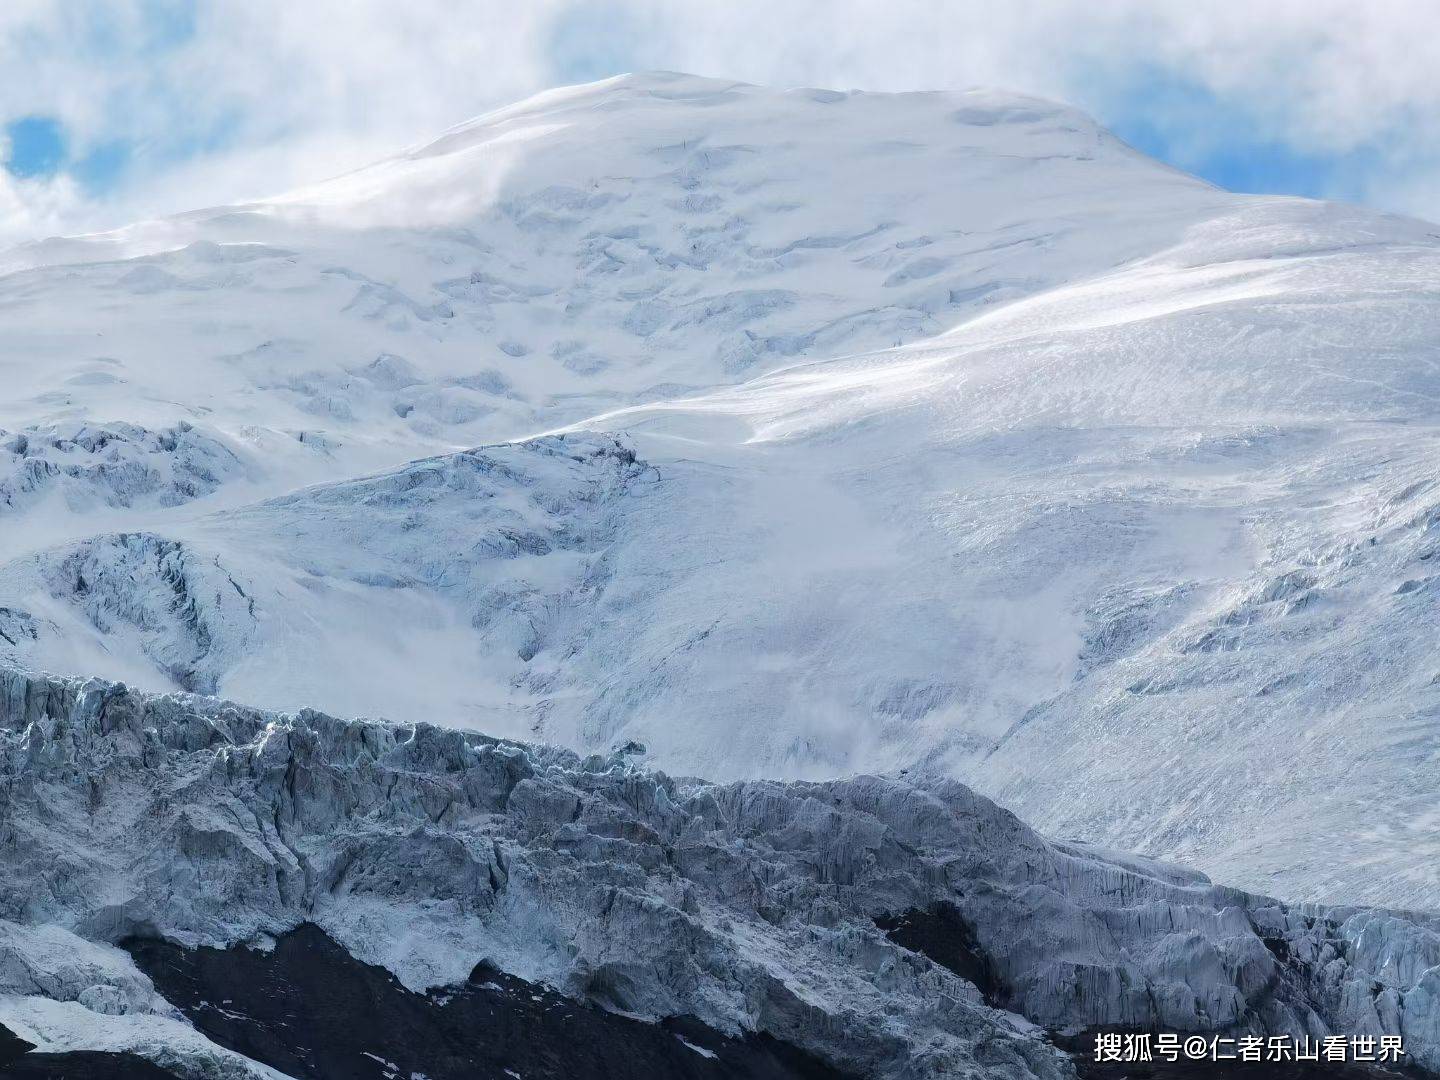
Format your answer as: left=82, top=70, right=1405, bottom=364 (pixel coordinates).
left=1, top=73, right=1439, bottom=913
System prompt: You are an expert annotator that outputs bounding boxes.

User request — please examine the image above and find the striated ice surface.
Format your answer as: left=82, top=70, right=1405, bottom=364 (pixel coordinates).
left=3, top=668, right=1440, bottom=1077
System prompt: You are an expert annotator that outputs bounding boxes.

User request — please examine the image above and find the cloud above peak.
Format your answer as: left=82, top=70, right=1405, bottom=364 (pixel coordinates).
left=1, top=1, right=1438, bottom=247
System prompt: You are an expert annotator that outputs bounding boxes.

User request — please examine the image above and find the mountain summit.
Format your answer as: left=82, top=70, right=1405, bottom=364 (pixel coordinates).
left=2, top=73, right=1439, bottom=910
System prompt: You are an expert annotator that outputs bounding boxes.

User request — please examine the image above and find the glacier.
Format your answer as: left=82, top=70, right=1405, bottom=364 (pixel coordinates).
left=4, top=667, right=1440, bottom=1079
left=1, top=68, right=1440, bottom=1075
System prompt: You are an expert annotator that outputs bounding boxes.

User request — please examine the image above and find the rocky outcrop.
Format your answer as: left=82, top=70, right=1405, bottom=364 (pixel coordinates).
left=127, top=923, right=854, bottom=1080
left=0, top=667, right=1438, bottom=1078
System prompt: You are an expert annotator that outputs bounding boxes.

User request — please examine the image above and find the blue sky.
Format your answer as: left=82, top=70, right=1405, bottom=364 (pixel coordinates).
left=3, top=0, right=215, bottom=195
left=1, top=2, right=1436, bottom=242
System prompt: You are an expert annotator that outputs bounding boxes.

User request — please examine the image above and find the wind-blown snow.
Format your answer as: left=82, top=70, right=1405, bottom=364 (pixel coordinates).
left=2, top=72, right=1439, bottom=909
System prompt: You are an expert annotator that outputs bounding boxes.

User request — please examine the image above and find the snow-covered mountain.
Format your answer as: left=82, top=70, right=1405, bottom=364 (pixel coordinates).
left=3, top=70, right=1440, bottom=922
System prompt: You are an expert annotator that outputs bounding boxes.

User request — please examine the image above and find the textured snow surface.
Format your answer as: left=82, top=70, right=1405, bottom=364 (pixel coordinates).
left=0, top=922, right=285, bottom=1077
left=0, top=422, right=248, bottom=518
left=5, top=669, right=1440, bottom=1079
left=2, top=72, right=1440, bottom=910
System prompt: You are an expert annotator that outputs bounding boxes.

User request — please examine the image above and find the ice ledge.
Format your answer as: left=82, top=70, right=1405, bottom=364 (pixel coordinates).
left=1, top=666, right=1439, bottom=1077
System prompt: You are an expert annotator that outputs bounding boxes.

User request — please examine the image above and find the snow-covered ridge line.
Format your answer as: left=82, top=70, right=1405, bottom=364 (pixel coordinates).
left=3, top=666, right=1440, bottom=1078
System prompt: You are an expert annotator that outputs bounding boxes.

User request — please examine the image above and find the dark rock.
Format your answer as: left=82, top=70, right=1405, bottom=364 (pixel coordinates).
left=128, top=923, right=853, bottom=1080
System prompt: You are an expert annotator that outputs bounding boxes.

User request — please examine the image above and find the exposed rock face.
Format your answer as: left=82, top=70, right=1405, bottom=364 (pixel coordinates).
left=128, top=923, right=854, bottom=1080
left=0, top=1035, right=182, bottom=1080
left=0, top=668, right=1438, bottom=1078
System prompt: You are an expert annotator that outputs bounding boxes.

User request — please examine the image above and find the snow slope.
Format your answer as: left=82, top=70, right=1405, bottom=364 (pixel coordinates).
left=2, top=72, right=1440, bottom=908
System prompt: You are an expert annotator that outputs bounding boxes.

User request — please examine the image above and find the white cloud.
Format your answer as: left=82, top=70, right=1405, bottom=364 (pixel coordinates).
left=612, top=1, right=1440, bottom=166
left=0, top=171, right=87, bottom=248
left=0, top=1, right=567, bottom=242
left=2, top=0, right=1440, bottom=243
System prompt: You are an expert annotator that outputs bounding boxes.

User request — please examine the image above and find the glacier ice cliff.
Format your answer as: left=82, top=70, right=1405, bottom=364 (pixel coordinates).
left=1, top=667, right=1439, bottom=1078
